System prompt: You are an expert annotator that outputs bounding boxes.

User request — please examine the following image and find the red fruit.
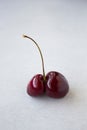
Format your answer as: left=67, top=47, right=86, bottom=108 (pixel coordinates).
left=45, top=71, right=69, bottom=98
left=23, top=35, right=69, bottom=98
left=27, top=74, right=44, bottom=96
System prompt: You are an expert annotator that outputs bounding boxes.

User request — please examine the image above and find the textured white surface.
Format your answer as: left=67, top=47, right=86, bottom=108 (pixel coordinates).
left=0, top=0, right=87, bottom=130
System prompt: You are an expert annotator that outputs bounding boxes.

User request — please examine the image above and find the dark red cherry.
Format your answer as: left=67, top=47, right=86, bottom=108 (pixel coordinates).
left=45, top=71, right=69, bottom=98
left=23, top=35, right=69, bottom=98
left=27, top=74, right=45, bottom=96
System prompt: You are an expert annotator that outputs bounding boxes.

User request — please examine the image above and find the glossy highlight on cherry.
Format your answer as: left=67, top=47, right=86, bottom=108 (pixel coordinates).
left=23, top=34, right=69, bottom=98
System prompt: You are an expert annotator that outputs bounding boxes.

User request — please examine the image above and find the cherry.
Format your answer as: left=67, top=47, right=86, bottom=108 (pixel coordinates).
left=23, top=35, right=69, bottom=98
left=23, top=35, right=45, bottom=96
left=27, top=74, right=45, bottom=96
left=45, top=71, right=69, bottom=98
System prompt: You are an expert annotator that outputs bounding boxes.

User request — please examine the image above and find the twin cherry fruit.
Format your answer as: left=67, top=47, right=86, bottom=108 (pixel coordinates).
left=23, top=35, right=69, bottom=98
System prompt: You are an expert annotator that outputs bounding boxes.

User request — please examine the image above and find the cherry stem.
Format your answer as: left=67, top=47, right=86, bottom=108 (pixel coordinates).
left=23, top=35, right=46, bottom=81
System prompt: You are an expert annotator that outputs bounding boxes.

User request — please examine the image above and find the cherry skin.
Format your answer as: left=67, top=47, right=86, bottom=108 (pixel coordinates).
left=45, top=71, right=69, bottom=98
left=27, top=74, right=45, bottom=96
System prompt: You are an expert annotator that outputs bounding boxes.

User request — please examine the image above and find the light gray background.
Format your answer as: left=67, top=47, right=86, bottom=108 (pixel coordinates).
left=0, top=0, right=87, bottom=130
